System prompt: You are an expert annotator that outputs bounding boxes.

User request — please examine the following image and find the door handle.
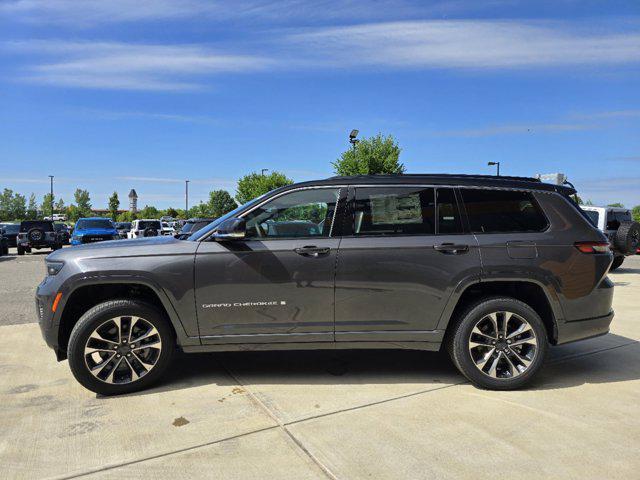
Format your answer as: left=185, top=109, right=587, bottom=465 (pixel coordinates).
left=294, top=246, right=331, bottom=257
left=433, top=243, right=469, bottom=254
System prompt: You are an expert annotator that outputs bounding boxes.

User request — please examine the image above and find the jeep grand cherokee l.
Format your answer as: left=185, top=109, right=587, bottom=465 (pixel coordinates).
left=36, top=174, right=614, bottom=395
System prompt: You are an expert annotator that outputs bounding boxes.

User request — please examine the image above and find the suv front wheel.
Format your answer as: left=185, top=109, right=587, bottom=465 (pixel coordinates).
left=447, top=297, right=548, bottom=390
left=67, top=299, right=174, bottom=395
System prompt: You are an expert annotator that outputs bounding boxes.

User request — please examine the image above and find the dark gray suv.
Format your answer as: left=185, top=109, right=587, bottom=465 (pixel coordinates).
left=36, top=175, right=615, bottom=395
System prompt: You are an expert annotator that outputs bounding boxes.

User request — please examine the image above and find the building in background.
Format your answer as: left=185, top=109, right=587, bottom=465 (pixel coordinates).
left=128, top=189, right=138, bottom=214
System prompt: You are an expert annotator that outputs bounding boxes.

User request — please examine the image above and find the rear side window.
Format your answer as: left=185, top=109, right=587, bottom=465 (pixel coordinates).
left=353, top=187, right=435, bottom=236
left=436, top=188, right=463, bottom=234
left=583, top=210, right=599, bottom=227
left=460, top=189, right=548, bottom=233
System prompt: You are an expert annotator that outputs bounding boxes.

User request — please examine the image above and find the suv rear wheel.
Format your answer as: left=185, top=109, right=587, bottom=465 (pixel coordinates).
left=447, top=297, right=548, bottom=390
left=610, top=256, right=625, bottom=271
left=67, top=299, right=174, bottom=395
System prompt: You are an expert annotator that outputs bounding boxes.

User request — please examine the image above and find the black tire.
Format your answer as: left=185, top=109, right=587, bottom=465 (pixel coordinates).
left=17, top=245, right=25, bottom=255
left=27, top=227, right=45, bottom=243
left=610, top=256, right=624, bottom=271
left=67, top=299, right=175, bottom=395
left=447, top=297, right=548, bottom=390
left=614, top=221, right=640, bottom=255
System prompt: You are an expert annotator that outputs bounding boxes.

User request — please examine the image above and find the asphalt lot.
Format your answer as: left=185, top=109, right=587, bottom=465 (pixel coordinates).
left=1, top=248, right=639, bottom=479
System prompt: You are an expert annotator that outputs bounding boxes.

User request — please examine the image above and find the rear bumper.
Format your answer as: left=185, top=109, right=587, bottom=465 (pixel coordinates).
left=556, top=311, right=614, bottom=345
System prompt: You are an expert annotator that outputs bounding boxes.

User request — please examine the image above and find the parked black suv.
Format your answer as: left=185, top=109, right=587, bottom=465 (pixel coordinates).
left=17, top=220, right=62, bottom=255
left=0, top=223, right=19, bottom=248
left=36, top=175, right=614, bottom=395
left=175, top=217, right=215, bottom=239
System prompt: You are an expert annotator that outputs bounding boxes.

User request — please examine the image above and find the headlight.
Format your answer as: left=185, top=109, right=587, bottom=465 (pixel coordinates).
left=46, top=261, right=64, bottom=276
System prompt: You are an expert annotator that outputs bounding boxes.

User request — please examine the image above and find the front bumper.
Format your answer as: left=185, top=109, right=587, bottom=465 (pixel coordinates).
left=35, top=276, right=65, bottom=360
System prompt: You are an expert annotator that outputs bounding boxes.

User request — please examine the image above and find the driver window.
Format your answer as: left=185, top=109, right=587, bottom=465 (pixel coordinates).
left=244, top=188, right=340, bottom=239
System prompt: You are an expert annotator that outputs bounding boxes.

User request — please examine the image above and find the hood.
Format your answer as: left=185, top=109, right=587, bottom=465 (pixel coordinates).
left=47, top=235, right=186, bottom=261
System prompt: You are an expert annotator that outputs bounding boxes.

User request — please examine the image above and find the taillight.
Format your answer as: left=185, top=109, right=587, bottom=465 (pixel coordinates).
left=574, top=241, right=610, bottom=254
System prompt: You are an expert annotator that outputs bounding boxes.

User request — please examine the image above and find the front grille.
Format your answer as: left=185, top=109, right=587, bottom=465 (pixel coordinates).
left=81, top=235, right=112, bottom=244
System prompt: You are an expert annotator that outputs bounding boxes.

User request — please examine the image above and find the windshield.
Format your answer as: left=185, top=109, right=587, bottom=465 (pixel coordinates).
left=137, top=221, right=161, bottom=230
left=185, top=194, right=268, bottom=241
left=116, top=222, right=131, bottom=229
left=1, top=224, right=20, bottom=233
left=76, top=219, right=114, bottom=230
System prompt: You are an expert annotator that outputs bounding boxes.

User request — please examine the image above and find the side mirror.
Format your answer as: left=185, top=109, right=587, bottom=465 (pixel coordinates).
left=213, top=217, right=246, bottom=241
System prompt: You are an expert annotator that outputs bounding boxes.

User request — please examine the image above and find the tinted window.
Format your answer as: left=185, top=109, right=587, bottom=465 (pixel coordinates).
left=76, top=219, right=114, bottom=230
left=353, top=187, right=435, bottom=236
left=20, top=221, right=53, bottom=232
left=137, top=221, right=161, bottom=230
left=244, top=188, right=340, bottom=238
left=461, top=189, right=547, bottom=233
left=583, top=210, right=599, bottom=227
left=436, top=188, right=463, bottom=234
left=1, top=224, right=20, bottom=233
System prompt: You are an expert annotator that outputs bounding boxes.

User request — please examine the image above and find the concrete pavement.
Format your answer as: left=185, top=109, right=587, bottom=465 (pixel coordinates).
left=0, top=255, right=639, bottom=479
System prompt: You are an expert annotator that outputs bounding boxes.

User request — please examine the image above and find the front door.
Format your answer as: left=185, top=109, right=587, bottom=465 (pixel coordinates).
left=334, top=186, right=481, bottom=344
left=195, top=187, right=344, bottom=344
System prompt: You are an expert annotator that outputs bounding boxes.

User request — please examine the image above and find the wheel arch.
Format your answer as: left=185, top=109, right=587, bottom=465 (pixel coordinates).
left=56, top=278, right=194, bottom=359
left=438, top=279, right=561, bottom=344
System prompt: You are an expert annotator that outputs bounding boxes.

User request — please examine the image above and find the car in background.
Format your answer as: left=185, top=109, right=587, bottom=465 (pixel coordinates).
left=44, top=214, right=67, bottom=221
left=17, top=220, right=61, bottom=254
left=161, top=222, right=175, bottom=236
left=54, top=223, right=71, bottom=245
left=175, top=217, right=215, bottom=239
left=71, top=218, right=118, bottom=246
left=0, top=227, right=8, bottom=256
left=581, top=206, right=640, bottom=270
left=114, top=222, right=132, bottom=239
left=127, top=219, right=162, bottom=238
left=0, top=223, right=19, bottom=248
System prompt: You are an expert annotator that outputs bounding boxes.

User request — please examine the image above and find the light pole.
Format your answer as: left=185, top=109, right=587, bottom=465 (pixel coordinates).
left=48, top=175, right=54, bottom=218
left=185, top=180, right=190, bottom=214
left=488, top=161, right=501, bottom=176
left=349, top=129, right=359, bottom=153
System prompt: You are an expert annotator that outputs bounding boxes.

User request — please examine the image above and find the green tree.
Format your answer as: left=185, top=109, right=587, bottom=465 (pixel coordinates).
left=607, top=202, right=625, bottom=208
left=165, top=207, right=178, bottom=218
left=74, top=189, right=92, bottom=218
left=26, top=193, right=38, bottom=220
left=0, top=189, right=26, bottom=221
left=116, top=211, right=135, bottom=222
left=236, top=171, right=293, bottom=204
left=138, top=205, right=160, bottom=219
left=332, top=133, right=404, bottom=176
left=632, top=205, right=640, bottom=223
left=55, top=197, right=65, bottom=212
left=108, top=191, right=120, bottom=220
left=208, top=190, right=237, bottom=218
left=41, top=193, right=55, bottom=217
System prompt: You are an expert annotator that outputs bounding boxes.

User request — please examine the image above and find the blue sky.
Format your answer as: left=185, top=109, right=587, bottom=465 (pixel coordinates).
left=1, top=0, right=640, bottom=209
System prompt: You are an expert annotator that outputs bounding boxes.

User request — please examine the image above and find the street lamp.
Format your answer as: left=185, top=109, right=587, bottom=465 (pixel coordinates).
left=488, top=161, right=501, bottom=176
left=185, top=180, right=190, bottom=213
left=48, top=175, right=54, bottom=218
left=349, top=129, right=359, bottom=153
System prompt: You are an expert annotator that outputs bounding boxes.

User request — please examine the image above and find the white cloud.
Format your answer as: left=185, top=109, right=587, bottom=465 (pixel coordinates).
left=432, top=121, right=598, bottom=137
left=572, top=109, right=640, bottom=120
left=286, top=20, right=640, bottom=69
left=4, top=40, right=272, bottom=91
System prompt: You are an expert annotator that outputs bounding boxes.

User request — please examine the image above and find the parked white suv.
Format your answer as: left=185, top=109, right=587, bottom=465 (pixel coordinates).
left=581, top=206, right=640, bottom=270
left=161, top=222, right=175, bottom=236
left=127, top=219, right=162, bottom=239
left=44, top=214, right=67, bottom=221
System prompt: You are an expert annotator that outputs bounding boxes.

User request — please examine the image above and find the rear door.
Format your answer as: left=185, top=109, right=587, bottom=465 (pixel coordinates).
left=334, top=185, right=481, bottom=344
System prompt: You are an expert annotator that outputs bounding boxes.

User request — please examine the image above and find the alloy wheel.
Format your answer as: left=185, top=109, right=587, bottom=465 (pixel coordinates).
left=84, top=316, right=162, bottom=384
left=468, top=311, right=538, bottom=379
